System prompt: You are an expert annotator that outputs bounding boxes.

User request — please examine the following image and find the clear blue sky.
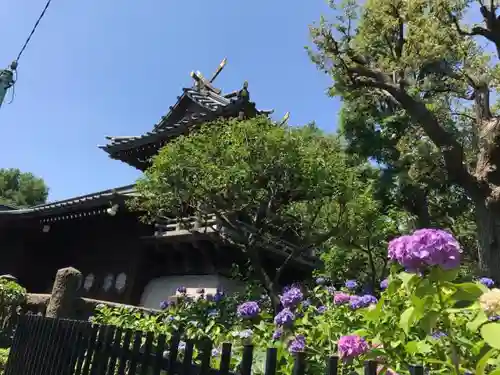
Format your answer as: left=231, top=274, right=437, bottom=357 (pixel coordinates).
left=0, top=0, right=339, bottom=202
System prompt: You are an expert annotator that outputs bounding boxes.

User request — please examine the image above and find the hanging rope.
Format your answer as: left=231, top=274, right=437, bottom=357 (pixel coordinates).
left=13, top=0, right=54, bottom=67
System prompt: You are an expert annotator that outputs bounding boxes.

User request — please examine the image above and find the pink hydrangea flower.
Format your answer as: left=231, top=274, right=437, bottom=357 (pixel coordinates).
left=333, top=292, right=351, bottom=305
left=388, top=229, right=461, bottom=272
left=338, top=335, right=369, bottom=359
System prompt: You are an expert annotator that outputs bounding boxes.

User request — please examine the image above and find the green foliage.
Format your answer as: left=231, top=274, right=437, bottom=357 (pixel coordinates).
left=0, top=279, right=26, bottom=348
left=0, top=168, right=48, bottom=207
left=132, top=116, right=392, bottom=298
left=0, top=348, right=9, bottom=374
left=308, top=0, right=488, bottom=268
left=92, top=260, right=500, bottom=374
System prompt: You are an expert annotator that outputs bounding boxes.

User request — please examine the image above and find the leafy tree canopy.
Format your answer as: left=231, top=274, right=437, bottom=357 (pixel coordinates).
left=309, top=0, right=500, bottom=278
left=0, top=168, right=48, bottom=207
left=132, top=116, right=399, bottom=303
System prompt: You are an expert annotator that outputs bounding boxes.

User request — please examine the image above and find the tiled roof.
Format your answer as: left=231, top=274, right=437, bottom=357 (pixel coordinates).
left=99, top=88, right=243, bottom=153
left=0, top=185, right=136, bottom=219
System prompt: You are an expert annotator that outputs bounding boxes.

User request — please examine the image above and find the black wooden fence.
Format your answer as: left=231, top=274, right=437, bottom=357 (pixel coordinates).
left=4, top=315, right=425, bottom=375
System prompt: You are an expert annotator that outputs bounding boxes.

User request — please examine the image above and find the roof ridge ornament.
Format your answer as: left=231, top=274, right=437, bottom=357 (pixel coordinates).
left=190, top=58, right=227, bottom=95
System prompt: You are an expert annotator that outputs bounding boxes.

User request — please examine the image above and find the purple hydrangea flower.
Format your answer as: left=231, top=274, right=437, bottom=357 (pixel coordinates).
left=239, top=329, right=253, bottom=339
left=274, top=308, right=295, bottom=326
left=302, top=299, right=311, bottom=309
left=431, top=331, right=447, bottom=339
left=327, top=286, right=336, bottom=294
left=480, top=277, right=495, bottom=288
left=349, top=295, right=378, bottom=310
left=489, top=315, right=500, bottom=322
left=211, top=348, right=220, bottom=357
left=288, top=335, right=306, bottom=353
left=160, top=300, right=169, bottom=310
left=338, top=335, right=369, bottom=359
left=388, top=229, right=461, bottom=272
left=345, top=280, right=358, bottom=290
left=272, top=329, right=283, bottom=340
left=380, top=278, right=389, bottom=290
left=237, top=301, right=260, bottom=319
left=333, top=292, right=351, bottom=305
left=316, top=305, right=327, bottom=314
left=214, top=292, right=224, bottom=302
left=177, top=286, right=187, bottom=294
left=280, top=287, right=304, bottom=308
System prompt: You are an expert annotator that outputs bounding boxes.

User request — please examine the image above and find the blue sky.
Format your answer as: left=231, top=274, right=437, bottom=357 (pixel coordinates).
left=0, top=0, right=338, bottom=202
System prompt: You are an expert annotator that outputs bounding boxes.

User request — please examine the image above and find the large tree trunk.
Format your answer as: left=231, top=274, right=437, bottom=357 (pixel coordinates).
left=474, top=202, right=500, bottom=280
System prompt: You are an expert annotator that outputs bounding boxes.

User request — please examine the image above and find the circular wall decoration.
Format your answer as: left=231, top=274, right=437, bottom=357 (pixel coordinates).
left=115, top=273, right=127, bottom=293
left=84, top=274, right=95, bottom=291
left=103, top=274, right=115, bottom=292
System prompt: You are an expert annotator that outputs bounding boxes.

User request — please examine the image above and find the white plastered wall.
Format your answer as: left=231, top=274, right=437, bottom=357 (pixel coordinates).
left=140, top=274, right=245, bottom=309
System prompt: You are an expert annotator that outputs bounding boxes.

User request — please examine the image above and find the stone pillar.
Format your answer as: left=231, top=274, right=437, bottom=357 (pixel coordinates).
left=45, top=267, right=82, bottom=319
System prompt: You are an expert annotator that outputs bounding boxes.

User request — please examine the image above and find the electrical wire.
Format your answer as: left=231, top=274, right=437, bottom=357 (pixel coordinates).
left=3, top=0, right=54, bottom=106
left=14, top=0, right=54, bottom=65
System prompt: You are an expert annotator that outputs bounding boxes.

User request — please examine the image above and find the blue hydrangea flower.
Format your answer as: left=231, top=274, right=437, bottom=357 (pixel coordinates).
left=288, top=335, right=306, bottom=353
left=302, top=299, right=311, bottom=309
left=272, top=329, right=283, bottom=340
left=489, top=315, right=500, bottom=322
left=480, top=277, right=495, bottom=288
left=315, top=277, right=326, bottom=285
left=237, top=301, right=260, bottom=319
left=178, top=341, right=186, bottom=351
left=316, top=305, right=327, bottom=314
left=160, top=300, right=169, bottom=310
left=214, top=292, right=224, bottom=302
left=177, top=286, right=187, bottom=294
left=345, top=280, right=358, bottom=290
left=327, top=286, right=336, bottom=294
left=280, top=287, right=303, bottom=308
left=380, top=279, right=389, bottom=290
left=274, top=308, right=295, bottom=326
left=349, top=295, right=377, bottom=310
left=431, top=331, right=447, bottom=339
left=239, top=329, right=253, bottom=339
left=211, top=348, right=220, bottom=357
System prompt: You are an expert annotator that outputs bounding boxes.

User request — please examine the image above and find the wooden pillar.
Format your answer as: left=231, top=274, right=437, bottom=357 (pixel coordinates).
left=46, top=267, right=82, bottom=319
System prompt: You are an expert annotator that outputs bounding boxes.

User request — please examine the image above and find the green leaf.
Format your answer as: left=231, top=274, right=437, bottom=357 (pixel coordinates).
left=398, top=272, right=416, bottom=288
left=419, top=311, right=440, bottom=334
left=399, top=306, right=416, bottom=334
left=476, top=348, right=496, bottom=375
left=481, top=323, right=500, bottom=349
left=467, top=311, right=489, bottom=332
left=429, top=267, right=459, bottom=282
left=451, top=282, right=486, bottom=302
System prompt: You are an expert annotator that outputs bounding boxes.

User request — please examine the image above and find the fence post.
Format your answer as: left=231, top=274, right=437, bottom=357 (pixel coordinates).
left=45, top=267, right=82, bottom=319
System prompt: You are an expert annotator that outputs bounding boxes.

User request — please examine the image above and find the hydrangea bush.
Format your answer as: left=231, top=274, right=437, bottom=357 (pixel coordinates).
left=91, top=228, right=500, bottom=374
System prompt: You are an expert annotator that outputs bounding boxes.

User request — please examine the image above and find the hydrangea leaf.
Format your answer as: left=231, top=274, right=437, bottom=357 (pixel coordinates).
left=476, top=348, right=496, bottom=375
left=399, top=306, right=417, bottom=334
left=451, top=282, right=486, bottom=302
left=467, top=311, right=489, bottom=332
left=480, top=323, right=500, bottom=349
